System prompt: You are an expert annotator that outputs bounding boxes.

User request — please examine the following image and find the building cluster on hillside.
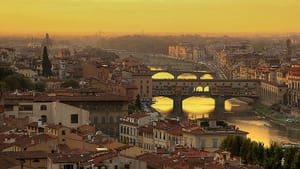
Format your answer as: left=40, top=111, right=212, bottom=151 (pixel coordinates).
left=180, top=39, right=300, bottom=116
left=168, top=42, right=209, bottom=62
left=0, top=109, right=255, bottom=169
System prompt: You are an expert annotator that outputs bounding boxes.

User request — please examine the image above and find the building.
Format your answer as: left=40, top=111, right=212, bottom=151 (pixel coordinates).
left=3, top=91, right=129, bottom=136
left=45, top=124, right=71, bottom=144
left=168, top=43, right=206, bottom=62
left=119, top=113, right=152, bottom=145
left=260, top=81, right=288, bottom=106
left=137, top=118, right=248, bottom=152
left=0, top=47, right=15, bottom=64
left=3, top=98, right=90, bottom=129
left=132, top=72, right=153, bottom=101
left=287, top=64, right=300, bottom=108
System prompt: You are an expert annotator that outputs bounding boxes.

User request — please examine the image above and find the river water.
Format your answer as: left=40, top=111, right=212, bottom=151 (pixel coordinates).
left=151, top=72, right=300, bottom=146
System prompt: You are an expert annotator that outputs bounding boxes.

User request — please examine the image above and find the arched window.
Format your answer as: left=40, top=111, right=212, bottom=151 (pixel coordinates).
left=40, top=105, right=47, bottom=111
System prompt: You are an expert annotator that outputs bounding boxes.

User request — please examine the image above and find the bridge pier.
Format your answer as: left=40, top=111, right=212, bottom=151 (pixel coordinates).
left=214, top=96, right=225, bottom=114
left=172, top=95, right=183, bottom=117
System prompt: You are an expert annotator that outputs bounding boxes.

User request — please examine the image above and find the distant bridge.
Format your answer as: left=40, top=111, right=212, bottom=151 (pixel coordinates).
left=150, top=70, right=217, bottom=80
left=152, top=79, right=260, bottom=117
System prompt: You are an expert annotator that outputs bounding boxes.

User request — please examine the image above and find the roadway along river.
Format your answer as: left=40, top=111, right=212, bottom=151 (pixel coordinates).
left=151, top=71, right=300, bottom=146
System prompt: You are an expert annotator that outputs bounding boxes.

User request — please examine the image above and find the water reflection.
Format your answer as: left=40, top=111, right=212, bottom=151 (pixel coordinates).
left=151, top=96, right=173, bottom=116
left=150, top=70, right=300, bottom=146
left=228, top=119, right=300, bottom=147
left=224, top=98, right=250, bottom=112
left=151, top=96, right=215, bottom=119
left=151, top=96, right=300, bottom=146
left=182, top=97, right=214, bottom=119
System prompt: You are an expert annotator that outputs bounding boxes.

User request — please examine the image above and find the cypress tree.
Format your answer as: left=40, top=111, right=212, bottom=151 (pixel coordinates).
left=135, top=94, right=142, bottom=110
left=42, top=46, right=52, bottom=77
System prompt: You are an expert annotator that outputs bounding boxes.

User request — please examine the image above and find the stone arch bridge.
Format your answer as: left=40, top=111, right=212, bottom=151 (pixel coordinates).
left=152, top=79, right=260, bottom=117
left=151, top=70, right=216, bottom=80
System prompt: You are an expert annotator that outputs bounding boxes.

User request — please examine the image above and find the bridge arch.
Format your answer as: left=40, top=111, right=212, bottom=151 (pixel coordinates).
left=152, top=72, right=175, bottom=79
left=177, top=73, right=197, bottom=80
left=200, top=73, right=214, bottom=80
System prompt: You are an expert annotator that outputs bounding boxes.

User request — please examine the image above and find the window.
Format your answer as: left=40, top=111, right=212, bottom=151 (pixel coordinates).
left=93, top=116, right=98, bottom=124
left=64, top=165, right=74, bottom=169
left=101, top=117, right=106, bottom=124
left=110, top=116, right=114, bottom=123
left=4, top=105, right=13, bottom=111
left=70, top=114, right=78, bottom=124
left=62, top=130, right=66, bottom=135
left=201, top=139, right=206, bottom=149
left=33, top=159, right=40, bottom=162
left=213, top=139, right=218, bottom=148
left=40, top=105, right=47, bottom=111
left=19, top=105, right=33, bottom=111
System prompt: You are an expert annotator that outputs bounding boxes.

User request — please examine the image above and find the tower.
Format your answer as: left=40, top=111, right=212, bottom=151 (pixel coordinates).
left=42, top=33, right=52, bottom=48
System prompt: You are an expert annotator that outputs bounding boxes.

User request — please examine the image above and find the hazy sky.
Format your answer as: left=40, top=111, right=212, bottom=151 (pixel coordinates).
left=1, top=0, right=299, bottom=35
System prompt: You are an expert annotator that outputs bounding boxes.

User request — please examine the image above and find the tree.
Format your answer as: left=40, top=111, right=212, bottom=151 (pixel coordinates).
left=61, top=80, right=80, bottom=89
left=291, top=151, right=300, bottom=169
left=34, top=82, right=46, bottom=92
left=135, top=94, right=142, bottom=110
left=283, top=148, right=298, bottom=169
left=42, top=46, right=52, bottom=77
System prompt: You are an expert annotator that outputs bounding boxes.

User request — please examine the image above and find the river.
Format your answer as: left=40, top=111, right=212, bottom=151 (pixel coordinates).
left=151, top=71, right=300, bottom=146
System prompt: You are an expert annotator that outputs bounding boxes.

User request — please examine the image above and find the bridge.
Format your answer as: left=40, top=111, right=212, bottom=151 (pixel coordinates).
left=151, top=70, right=217, bottom=80
left=152, top=79, right=260, bottom=117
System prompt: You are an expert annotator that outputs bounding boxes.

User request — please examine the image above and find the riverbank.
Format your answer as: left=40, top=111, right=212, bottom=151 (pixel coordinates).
left=253, top=103, right=300, bottom=130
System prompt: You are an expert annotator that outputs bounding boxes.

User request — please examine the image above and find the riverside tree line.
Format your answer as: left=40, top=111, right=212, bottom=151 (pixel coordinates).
left=221, top=135, right=300, bottom=169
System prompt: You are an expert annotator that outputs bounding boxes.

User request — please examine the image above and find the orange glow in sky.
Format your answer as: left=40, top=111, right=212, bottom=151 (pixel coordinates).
left=1, top=0, right=300, bottom=35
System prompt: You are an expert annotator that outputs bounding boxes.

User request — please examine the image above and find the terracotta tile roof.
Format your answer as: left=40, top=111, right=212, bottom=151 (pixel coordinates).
left=67, top=133, right=85, bottom=141
left=0, top=151, right=48, bottom=159
left=167, top=126, right=182, bottom=136
left=137, top=153, right=169, bottom=169
left=128, top=113, right=149, bottom=119
left=14, top=134, right=56, bottom=148
left=46, top=124, right=69, bottom=130
left=27, top=122, right=38, bottom=127
left=48, top=153, right=90, bottom=163
left=91, top=152, right=118, bottom=166
left=154, top=120, right=178, bottom=130
left=0, top=154, right=19, bottom=169
left=4, top=93, right=129, bottom=102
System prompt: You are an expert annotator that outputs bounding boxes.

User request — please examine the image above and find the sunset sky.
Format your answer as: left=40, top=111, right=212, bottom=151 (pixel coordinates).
left=1, top=0, right=299, bottom=35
